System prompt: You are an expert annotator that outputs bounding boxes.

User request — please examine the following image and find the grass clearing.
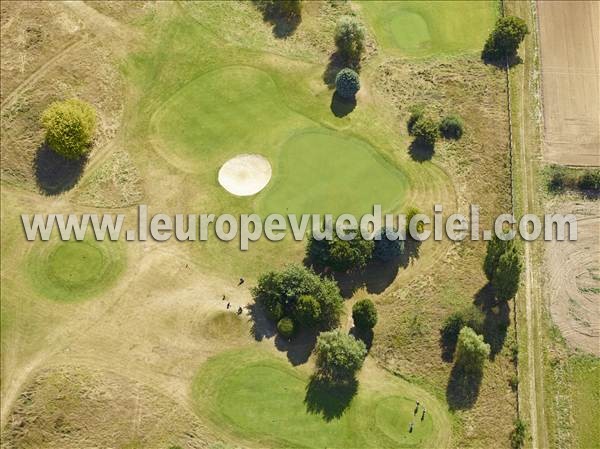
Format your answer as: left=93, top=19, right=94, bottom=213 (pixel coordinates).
left=26, top=236, right=125, bottom=302
left=361, top=1, right=498, bottom=57
left=193, top=347, right=450, bottom=449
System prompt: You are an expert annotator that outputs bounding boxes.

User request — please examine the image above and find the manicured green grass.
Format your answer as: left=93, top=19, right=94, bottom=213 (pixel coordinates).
left=193, top=348, right=450, bottom=449
left=361, top=1, right=498, bottom=57
left=26, top=238, right=125, bottom=302
left=260, top=129, right=408, bottom=217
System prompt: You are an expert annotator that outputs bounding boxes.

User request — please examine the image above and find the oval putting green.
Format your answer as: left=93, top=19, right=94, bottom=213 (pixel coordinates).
left=26, top=239, right=125, bottom=302
left=259, top=129, right=408, bottom=217
left=193, top=348, right=450, bottom=449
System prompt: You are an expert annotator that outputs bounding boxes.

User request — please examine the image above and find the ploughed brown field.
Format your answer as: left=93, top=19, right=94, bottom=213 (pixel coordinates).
left=538, top=0, right=600, bottom=166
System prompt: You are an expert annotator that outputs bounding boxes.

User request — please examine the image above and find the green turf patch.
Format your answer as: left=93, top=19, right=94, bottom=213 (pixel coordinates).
left=26, top=238, right=125, bottom=302
left=193, top=348, right=449, bottom=448
left=569, top=355, right=600, bottom=449
left=361, top=1, right=498, bottom=57
left=259, top=129, right=408, bottom=216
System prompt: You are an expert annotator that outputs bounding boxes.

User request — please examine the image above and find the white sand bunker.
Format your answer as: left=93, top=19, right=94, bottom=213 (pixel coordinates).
left=218, top=154, right=272, bottom=196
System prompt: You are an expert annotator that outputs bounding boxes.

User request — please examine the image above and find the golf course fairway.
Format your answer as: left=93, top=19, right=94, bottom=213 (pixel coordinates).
left=193, top=348, right=451, bottom=448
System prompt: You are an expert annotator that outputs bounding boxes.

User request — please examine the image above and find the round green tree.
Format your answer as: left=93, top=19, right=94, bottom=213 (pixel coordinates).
left=440, top=305, right=485, bottom=347
left=439, top=115, right=464, bottom=139
left=314, top=330, right=367, bottom=380
left=277, top=317, right=295, bottom=338
left=334, top=15, right=365, bottom=64
left=483, top=16, right=528, bottom=61
left=40, top=98, right=97, bottom=159
left=454, top=326, right=490, bottom=373
left=352, top=298, right=378, bottom=331
left=406, top=104, right=425, bottom=135
left=294, top=294, right=321, bottom=327
left=335, top=68, right=360, bottom=99
left=411, top=115, right=438, bottom=148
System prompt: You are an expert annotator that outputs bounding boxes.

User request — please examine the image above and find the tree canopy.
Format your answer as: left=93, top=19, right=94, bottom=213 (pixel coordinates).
left=306, top=233, right=374, bottom=272
left=334, top=15, right=365, bottom=64
left=40, top=98, right=96, bottom=159
left=252, top=264, right=343, bottom=328
left=352, top=298, right=378, bottom=331
left=482, top=16, right=528, bottom=61
left=455, top=326, right=490, bottom=373
left=314, top=330, right=367, bottom=380
left=335, top=68, right=360, bottom=99
left=484, top=235, right=522, bottom=301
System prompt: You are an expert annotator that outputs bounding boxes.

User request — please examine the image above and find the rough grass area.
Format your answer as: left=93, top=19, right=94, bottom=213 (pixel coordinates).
left=360, top=1, right=497, bottom=57
left=193, top=347, right=451, bottom=449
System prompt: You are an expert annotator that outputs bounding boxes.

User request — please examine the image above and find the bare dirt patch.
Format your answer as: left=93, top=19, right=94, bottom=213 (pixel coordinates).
left=546, top=200, right=600, bottom=355
left=538, top=1, right=600, bottom=166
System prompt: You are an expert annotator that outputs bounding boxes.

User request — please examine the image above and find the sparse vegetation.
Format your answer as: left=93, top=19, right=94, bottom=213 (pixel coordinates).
left=40, top=98, right=96, bottom=159
left=335, top=68, right=360, bottom=99
left=510, top=418, right=527, bottom=449
left=545, top=164, right=600, bottom=194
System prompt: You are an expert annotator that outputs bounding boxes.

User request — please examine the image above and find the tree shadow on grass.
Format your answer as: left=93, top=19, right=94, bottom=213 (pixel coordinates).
left=439, top=330, right=457, bottom=364
left=304, top=374, right=358, bottom=421
left=481, top=52, right=523, bottom=69
left=446, top=364, right=483, bottom=410
left=408, top=139, right=434, bottom=162
left=305, top=239, right=421, bottom=298
left=350, top=327, right=373, bottom=352
left=248, top=303, right=276, bottom=342
left=254, top=1, right=301, bottom=38
left=34, top=143, right=87, bottom=195
left=322, top=52, right=345, bottom=88
left=330, top=91, right=356, bottom=118
left=274, top=327, right=317, bottom=366
left=474, top=284, right=510, bottom=360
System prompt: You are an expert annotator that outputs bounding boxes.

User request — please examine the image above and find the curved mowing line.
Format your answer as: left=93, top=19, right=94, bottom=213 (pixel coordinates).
left=193, top=348, right=450, bottom=449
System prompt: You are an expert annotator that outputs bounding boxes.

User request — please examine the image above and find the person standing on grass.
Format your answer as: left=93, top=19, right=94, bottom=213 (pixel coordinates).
left=421, top=408, right=426, bottom=421
left=227, top=302, right=231, bottom=310
left=238, top=277, right=245, bottom=286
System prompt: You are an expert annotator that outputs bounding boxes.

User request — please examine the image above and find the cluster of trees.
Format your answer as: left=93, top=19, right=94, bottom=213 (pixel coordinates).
left=252, top=264, right=344, bottom=337
left=41, top=98, right=97, bottom=159
left=482, top=16, right=528, bottom=62
left=333, top=15, right=365, bottom=100
left=484, top=235, right=522, bottom=301
left=306, top=233, right=374, bottom=272
left=440, top=305, right=484, bottom=348
left=407, top=105, right=464, bottom=150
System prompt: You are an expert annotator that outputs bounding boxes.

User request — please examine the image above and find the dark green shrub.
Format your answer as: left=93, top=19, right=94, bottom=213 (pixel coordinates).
left=510, top=419, right=527, bottom=449
left=406, top=104, right=425, bottom=135
left=307, top=234, right=374, bottom=272
left=314, top=330, right=367, bottom=380
left=578, top=170, right=600, bottom=191
left=352, top=298, right=378, bottom=331
left=41, top=98, right=96, bottom=159
left=483, top=16, right=528, bottom=61
left=492, top=246, right=522, bottom=301
left=294, top=294, right=321, bottom=327
left=334, top=15, right=365, bottom=63
left=411, top=115, right=438, bottom=148
left=277, top=317, right=295, bottom=338
left=439, top=115, right=464, bottom=139
left=440, top=305, right=485, bottom=347
left=335, top=68, right=360, bottom=99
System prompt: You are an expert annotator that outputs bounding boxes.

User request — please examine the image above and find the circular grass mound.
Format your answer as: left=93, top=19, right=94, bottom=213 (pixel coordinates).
left=27, top=239, right=125, bottom=302
left=218, top=154, right=272, bottom=196
left=193, top=348, right=450, bottom=448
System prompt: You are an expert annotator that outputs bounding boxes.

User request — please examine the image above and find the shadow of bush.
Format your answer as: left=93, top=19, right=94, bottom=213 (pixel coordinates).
left=408, top=139, right=434, bottom=162
left=304, top=374, right=358, bottom=421
left=474, top=284, right=510, bottom=359
left=274, top=328, right=318, bottom=366
left=446, top=364, right=483, bottom=410
left=330, top=91, right=356, bottom=118
left=350, top=326, right=373, bottom=352
left=34, top=143, right=87, bottom=195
